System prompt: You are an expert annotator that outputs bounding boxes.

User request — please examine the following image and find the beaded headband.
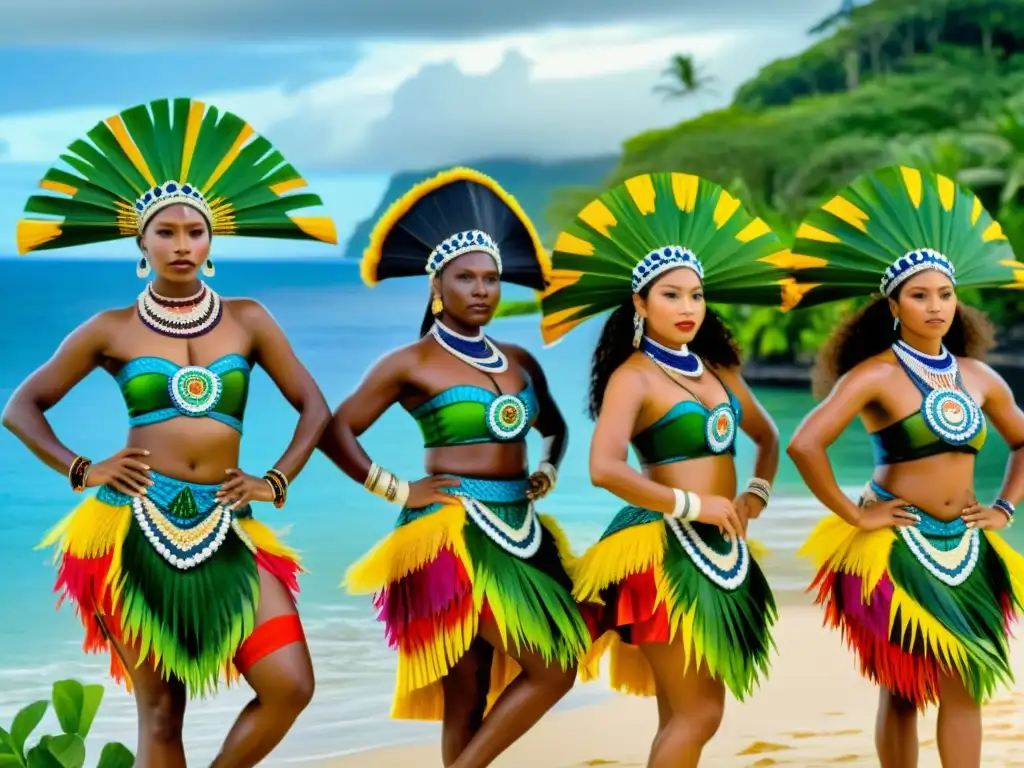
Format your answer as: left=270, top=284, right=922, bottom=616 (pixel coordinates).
left=880, top=248, right=957, bottom=296
left=135, top=180, right=214, bottom=234
left=426, top=229, right=503, bottom=277
left=631, top=246, right=705, bottom=294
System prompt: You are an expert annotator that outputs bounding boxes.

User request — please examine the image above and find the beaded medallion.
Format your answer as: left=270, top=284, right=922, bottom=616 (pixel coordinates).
left=922, top=388, right=982, bottom=445
left=666, top=517, right=749, bottom=590
left=460, top=496, right=541, bottom=558
left=132, top=487, right=232, bottom=570
left=705, top=403, right=737, bottom=454
left=486, top=393, right=529, bottom=441
left=169, top=366, right=222, bottom=416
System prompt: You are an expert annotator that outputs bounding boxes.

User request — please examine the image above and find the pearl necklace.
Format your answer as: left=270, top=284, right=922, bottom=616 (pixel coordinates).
left=430, top=319, right=508, bottom=372
left=641, top=336, right=704, bottom=378
left=137, top=282, right=222, bottom=338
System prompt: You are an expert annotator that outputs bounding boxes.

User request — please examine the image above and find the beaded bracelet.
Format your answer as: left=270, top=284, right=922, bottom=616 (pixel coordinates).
left=68, top=456, right=92, bottom=493
left=745, top=477, right=772, bottom=506
left=536, top=461, right=558, bottom=488
left=263, top=468, right=288, bottom=509
left=993, top=498, right=1015, bottom=528
left=365, top=462, right=410, bottom=507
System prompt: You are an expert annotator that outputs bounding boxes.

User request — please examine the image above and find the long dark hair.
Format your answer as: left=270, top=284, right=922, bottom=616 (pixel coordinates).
left=811, top=292, right=996, bottom=398
left=587, top=291, right=742, bottom=419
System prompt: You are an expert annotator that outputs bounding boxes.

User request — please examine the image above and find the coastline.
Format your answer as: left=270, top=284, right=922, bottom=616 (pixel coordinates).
left=319, top=596, right=1024, bottom=768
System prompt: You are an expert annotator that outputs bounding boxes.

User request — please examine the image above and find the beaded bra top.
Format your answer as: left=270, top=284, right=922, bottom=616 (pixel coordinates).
left=870, top=342, right=986, bottom=465
left=114, top=354, right=251, bottom=433
left=410, top=377, right=539, bottom=448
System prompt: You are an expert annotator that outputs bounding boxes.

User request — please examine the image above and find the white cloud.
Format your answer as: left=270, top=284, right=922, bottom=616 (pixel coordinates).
left=0, top=12, right=826, bottom=178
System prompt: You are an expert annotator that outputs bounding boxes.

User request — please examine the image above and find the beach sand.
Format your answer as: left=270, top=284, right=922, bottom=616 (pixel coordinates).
left=322, top=597, right=1024, bottom=767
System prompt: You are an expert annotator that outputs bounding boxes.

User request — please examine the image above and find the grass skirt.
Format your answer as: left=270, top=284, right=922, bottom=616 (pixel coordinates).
left=800, top=481, right=1024, bottom=708
left=344, top=475, right=591, bottom=721
left=41, top=471, right=301, bottom=696
left=574, top=506, right=777, bottom=701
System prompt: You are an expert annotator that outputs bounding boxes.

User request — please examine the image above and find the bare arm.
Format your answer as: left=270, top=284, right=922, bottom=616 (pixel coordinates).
left=721, top=366, right=780, bottom=485
left=1, top=314, right=109, bottom=475
left=508, top=344, right=568, bottom=468
left=786, top=364, right=888, bottom=526
left=243, top=300, right=331, bottom=482
left=976, top=362, right=1024, bottom=506
left=318, top=348, right=411, bottom=485
left=589, top=366, right=677, bottom=514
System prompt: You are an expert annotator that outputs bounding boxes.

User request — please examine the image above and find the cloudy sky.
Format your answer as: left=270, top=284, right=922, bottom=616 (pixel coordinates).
left=0, top=0, right=836, bottom=257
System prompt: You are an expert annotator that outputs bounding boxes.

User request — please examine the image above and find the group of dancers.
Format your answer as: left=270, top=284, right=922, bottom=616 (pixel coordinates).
left=4, top=97, right=1024, bottom=768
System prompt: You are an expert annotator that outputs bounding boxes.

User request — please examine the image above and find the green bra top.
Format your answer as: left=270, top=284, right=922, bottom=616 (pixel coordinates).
left=870, top=410, right=986, bottom=465
left=410, top=374, right=539, bottom=448
left=113, top=354, right=251, bottom=433
left=631, top=385, right=743, bottom=467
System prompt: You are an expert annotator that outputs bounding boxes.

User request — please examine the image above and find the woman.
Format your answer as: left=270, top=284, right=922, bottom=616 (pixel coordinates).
left=540, top=171, right=789, bottom=767
left=319, top=167, right=590, bottom=768
left=2, top=98, right=337, bottom=768
left=785, top=165, right=1024, bottom=768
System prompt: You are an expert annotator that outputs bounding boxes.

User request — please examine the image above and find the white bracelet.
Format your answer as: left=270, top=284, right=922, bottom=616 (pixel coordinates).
left=670, top=489, right=701, bottom=522
left=745, top=477, right=771, bottom=506
left=537, top=461, right=558, bottom=489
left=365, top=462, right=410, bottom=507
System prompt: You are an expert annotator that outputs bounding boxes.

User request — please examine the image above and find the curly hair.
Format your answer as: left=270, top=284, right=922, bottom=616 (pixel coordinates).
left=587, top=292, right=742, bottom=419
left=811, top=292, right=997, bottom=399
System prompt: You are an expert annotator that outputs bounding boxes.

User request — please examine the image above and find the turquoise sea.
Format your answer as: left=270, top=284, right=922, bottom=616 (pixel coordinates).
left=0, top=258, right=1020, bottom=763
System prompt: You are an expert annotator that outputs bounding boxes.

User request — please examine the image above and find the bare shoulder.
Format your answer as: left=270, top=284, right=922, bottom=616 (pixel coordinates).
left=709, top=362, right=743, bottom=386
left=849, top=351, right=899, bottom=383
left=85, top=306, right=133, bottom=340
left=957, top=356, right=998, bottom=378
left=611, top=354, right=651, bottom=389
left=493, top=340, right=539, bottom=369
left=223, top=297, right=272, bottom=324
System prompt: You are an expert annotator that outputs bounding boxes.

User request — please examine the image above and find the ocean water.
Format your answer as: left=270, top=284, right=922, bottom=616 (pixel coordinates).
left=0, top=258, right=1019, bottom=764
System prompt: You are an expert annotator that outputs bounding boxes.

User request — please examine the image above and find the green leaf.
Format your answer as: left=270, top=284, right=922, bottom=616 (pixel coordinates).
left=11, top=702, right=48, bottom=759
left=24, top=747, right=62, bottom=768
left=0, top=755, right=22, bottom=768
left=75, top=686, right=103, bottom=740
left=50, top=681, right=84, bottom=737
left=43, top=735, right=85, bottom=768
left=95, top=743, right=135, bottom=768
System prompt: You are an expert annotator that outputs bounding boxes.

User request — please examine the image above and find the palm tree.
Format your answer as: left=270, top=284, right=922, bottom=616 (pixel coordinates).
left=652, top=54, right=717, bottom=101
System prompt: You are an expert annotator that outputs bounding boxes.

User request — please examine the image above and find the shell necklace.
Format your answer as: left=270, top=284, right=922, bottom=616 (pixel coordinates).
left=138, top=282, right=222, bottom=338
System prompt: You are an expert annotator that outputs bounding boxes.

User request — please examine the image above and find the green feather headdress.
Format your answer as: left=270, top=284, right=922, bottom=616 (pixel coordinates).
left=16, top=97, right=337, bottom=255
left=785, top=165, right=1024, bottom=309
left=540, top=172, right=790, bottom=345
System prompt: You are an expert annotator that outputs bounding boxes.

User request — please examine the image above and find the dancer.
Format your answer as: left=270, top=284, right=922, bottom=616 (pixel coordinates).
left=319, top=168, right=589, bottom=768
left=540, top=171, right=789, bottom=767
left=2, top=98, right=337, bottom=768
left=786, top=165, right=1024, bottom=768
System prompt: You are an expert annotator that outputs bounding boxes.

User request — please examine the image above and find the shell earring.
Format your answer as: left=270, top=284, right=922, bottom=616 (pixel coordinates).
left=202, top=258, right=215, bottom=278
left=136, top=256, right=151, bottom=279
left=893, top=316, right=900, bottom=331
left=632, top=312, right=645, bottom=348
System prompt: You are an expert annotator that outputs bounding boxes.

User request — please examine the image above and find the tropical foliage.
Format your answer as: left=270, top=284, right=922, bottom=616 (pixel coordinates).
left=0, top=680, right=134, bottom=768
left=520, top=0, right=1024, bottom=362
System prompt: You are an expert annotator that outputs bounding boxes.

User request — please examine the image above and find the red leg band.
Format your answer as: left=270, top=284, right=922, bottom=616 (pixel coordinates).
left=235, top=614, right=306, bottom=674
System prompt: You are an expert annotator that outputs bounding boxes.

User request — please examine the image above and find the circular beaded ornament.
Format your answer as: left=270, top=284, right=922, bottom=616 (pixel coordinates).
left=169, top=366, right=222, bottom=416
left=922, top=388, right=982, bottom=445
left=486, top=393, right=529, bottom=441
left=705, top=403, right=737, bottom=454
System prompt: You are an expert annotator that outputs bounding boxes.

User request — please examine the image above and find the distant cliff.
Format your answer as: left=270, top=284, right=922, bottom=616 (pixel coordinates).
left=341, top=156, right=617, bottom=259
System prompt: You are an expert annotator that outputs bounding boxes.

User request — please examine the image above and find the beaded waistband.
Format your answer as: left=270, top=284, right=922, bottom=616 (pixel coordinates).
left=867, top=481, right=967, bottom=537
left=96, top=470, right=242, bottom=515
left=434, top=474, right=529, bottom=504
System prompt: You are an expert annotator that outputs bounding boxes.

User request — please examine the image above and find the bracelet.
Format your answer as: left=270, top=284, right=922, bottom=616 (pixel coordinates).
left=745, top=477, right=771, bottom=506
left=263, top=468, right=289, bottom=509
left=670, top=489, right=701, bottom=522
left=993, top=498, right=1015, bottom=527
left=536, top=461, right=558, bottom=489
left=365, top=462, right=410, bottom=507
left=68, top=456, right=92, bottom=492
